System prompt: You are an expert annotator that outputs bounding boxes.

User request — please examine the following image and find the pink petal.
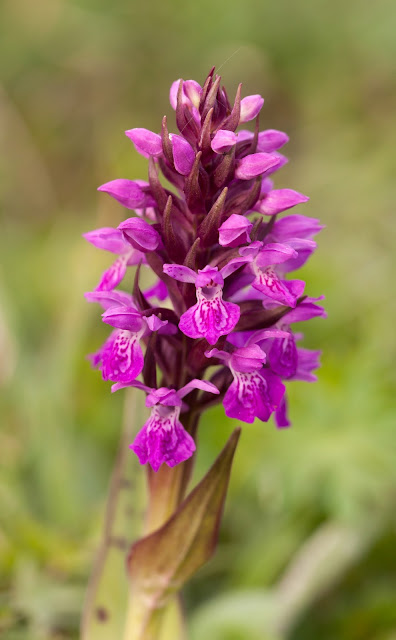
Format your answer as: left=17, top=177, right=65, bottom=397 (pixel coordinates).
left=163, top=264, right=197, bottom=283
left=179, top=290, right=240, bottom=345
left=257, top=129, right=289, bottom=152
left=211, top=130, right=238, bottom=154
left=118, top=218, right=160, bottom=252
left=223, top=369, right=285, bottom=424
left=235, top=153, right=280, bottom=180
left=219, top=214, right=253, bottom=247
left=83, top=227, right=127, bottom=254
left=101, top=330, right=144, bottom=384
left=125, top=128, right=162, bottom=158
left=130, top=409, right=195, bottom=471
left=170, top=134, right=195, bottom=175
left=179, top=379, right=220, bottom=398
left=239, top=95, right=264, bottom=123
left=95, top=256, right=128, bottom=291
left=252, top=269, right=300, bottom=307
left=229, top=345, right=267, bottom=373
left=98, top=179, right=148, bottom=209
left=102, top=306, right=144, bottom=332
left=257, top=189, right=309, bottom=216
left=84, top=289, right=134, bottom=309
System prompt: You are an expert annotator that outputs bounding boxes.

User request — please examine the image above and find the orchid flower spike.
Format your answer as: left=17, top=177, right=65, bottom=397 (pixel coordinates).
left=87, top=68, right=325, bottom=470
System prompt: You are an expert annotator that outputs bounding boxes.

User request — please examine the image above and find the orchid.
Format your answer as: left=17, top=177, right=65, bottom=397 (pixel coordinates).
left=85, top=67, right=324, bottom=471
left=83, top=67, right=325, bottom=640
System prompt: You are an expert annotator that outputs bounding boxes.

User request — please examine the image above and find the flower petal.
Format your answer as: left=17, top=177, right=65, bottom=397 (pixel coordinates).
left=257, top=189, right=309, bottom=216
left=170, top=134, right=195, bottom=175
left=118, top=218, right=160, bottom=252
left=102, top=306, right=144, bottom=332
left=274, top=395, right=291, bottom=428
left=211, top=130, right=238, bottom=154
left=95, top=256, right=128, bottom=291
left=229, top=345, right=267, bottom=373
left=269, top=333, right=298, bottom=378
left=101, top=330, right=144, bottom=384
left=130, top=408, right=195, bottom=471
left=84, top=289, right=134, bottom=309
left=271, top=214, right=324, bottom=240
left=223, top=369, right=285, bottom=423
left=235, top=153, right=280, bottom=180
left=257, top=129, right=289, bottom=152
left=83, top=227, right=127, bottom=254
left=163, top=264, right=197, bottom=283
left=239, top=95, right=264, bottom=123
left=252, top=269, right=300, bottom=307
left=219, top=214, right=253, bottom=247
left=179, top=379, right=220, bottom=398
left=179, top=290, right=240, bottom=345
left=125, top=128, right=162, bottom=158
left=97, top=179, right=149, bottom=209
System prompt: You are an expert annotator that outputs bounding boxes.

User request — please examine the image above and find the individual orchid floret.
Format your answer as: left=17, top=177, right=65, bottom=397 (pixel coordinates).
left=255, top=189, right=309, bottom=216
left=170, top=134, right=195, bottom=175
left=235, top=153, right=281, bottom=180
left=93, top=306, right=169, bottom=385
left=83, top=227, right=145, bottom=291
left=206, top=338, right=286, bottom=424
left=218, top=214, right=253, bottom=248
left=163, top=264, right=245, bottom=345
left=239, top=95, right=264, bottom=123
left=121, top=379, right=219, bottom=471
left=241, top=241, right=305, bottom=308
left=211, top=130, right=238, bottom=154
left=118, top=217, right=160, bottom=252
left=97, top=179, right=154, bottom=210
left=125, top=128, right=163, bottom=158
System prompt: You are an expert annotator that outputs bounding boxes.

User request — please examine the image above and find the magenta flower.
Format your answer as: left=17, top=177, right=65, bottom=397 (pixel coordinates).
left=206, top=331, right=287, bottom=423
left=86, top=292, right=171, bottom=385
left=117, top=379, right=218, bottom=471
left=163, top=264, right=244, bottom=345
left=86, top=68, right=325, bottom=469
left=83, top=227, right=145, bottom=291
left=240, top=241, right=305, bottom=308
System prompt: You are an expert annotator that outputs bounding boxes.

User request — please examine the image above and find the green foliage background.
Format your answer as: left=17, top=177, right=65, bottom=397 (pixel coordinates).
left=0, top=0, right=395, bottom=638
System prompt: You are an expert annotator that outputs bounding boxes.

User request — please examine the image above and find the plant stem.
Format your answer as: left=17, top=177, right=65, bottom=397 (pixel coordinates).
left=122, top=414, right=197, bottom=640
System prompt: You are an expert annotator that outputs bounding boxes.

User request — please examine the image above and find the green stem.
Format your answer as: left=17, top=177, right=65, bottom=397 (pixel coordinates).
left=122, top=414, right=197, bottom=640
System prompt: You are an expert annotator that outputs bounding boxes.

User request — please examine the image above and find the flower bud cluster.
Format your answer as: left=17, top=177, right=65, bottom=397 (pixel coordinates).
left=84, top=68, right=325, bottom=472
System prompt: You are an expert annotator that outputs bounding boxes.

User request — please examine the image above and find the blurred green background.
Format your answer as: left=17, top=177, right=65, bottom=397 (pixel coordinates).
left=1, top=0, right=396, bottom=638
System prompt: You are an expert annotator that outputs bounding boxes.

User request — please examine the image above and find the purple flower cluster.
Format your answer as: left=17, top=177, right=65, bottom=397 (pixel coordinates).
left=84, top=68, right=325, bottom=472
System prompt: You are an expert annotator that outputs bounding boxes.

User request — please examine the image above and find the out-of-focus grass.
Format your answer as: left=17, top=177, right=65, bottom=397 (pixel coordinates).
left=1, top=0, right=396, bottom=638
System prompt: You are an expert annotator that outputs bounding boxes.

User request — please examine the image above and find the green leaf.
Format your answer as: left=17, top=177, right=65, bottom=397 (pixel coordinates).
left=127, top=427, right=241, bottom=606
